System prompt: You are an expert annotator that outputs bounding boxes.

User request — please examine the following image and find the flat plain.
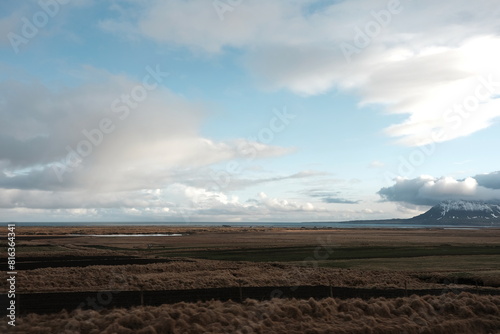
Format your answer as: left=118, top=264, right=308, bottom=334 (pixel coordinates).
left=2, top=226, right=500, bottom=333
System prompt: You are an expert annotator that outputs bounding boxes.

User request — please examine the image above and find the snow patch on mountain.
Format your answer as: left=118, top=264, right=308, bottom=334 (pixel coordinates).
left=410, top=200, right=500, bottom=225
left=438, top=200, right=500, bottom=216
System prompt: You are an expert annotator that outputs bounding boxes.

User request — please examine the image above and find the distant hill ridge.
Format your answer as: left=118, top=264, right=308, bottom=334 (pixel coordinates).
left=410, top=200, right=500, bottom=224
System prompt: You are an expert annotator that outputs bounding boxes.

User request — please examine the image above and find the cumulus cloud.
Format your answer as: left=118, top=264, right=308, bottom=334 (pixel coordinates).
left=100, top=0, right=500, bottom=146
left=0, top=182, right=321, bottom=222
left=378, top=171, right=500, bottom=205
left=256, top=192, right=315, bottom=212
left=474, top=171, right=500, bottom=190
left=0, top=182, right=386, bottom=222
left=0, top=68, right=292, bottom=193
left=0, top=67, right=298, bottom=218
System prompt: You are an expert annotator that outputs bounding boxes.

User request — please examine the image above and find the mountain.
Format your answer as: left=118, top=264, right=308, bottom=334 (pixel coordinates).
left=410, top=200, right=500, bottom=225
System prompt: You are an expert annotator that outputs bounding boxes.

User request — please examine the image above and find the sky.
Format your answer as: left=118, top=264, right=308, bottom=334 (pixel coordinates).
left=1, top=0, right=500, bottom=223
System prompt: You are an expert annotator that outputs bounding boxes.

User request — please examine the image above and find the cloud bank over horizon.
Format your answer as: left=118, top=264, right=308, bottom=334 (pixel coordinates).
left=378, top=171, right=500, bottom=206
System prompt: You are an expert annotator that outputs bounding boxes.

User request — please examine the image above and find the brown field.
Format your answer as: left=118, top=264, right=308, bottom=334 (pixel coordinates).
left=3, top=293, right=500, bottom=334
left=2, top=226, right=500, bottom=333
left=13, top=225, right=500, bottom=249
left=5, top=226, right=500, bottom=291
left=15, top=259, right=446, bottom=293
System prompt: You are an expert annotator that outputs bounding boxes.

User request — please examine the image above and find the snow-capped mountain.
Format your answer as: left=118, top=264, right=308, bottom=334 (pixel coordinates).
left=410, top=200, right=500, bottom=225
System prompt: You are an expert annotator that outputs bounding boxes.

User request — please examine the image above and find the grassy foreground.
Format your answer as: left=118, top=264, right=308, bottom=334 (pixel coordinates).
left=3, top=293, right=500, bottom=334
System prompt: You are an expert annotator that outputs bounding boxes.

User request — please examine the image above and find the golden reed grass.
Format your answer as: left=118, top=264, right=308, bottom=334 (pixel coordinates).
left=4, top=293, right=499, bottom=334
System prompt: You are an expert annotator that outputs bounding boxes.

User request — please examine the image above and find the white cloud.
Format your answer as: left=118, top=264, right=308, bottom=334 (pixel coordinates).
left=378, top=171, right=500, bottom=205
left=0, top=66, right=305, bottom=220
left=0, top=181, right=374, bottom=222
left=0, top=188, right=169, bottom=209
left=257, top=191, right=315, bottom=212
left=474, top=171, right=500, bottom=190
left=100, top=0, right=500, bottom=146
left=0, top=68, right=293, bottom=193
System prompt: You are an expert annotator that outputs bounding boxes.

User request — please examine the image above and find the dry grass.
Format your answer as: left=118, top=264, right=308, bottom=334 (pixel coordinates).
left=13, top=259, right=448, bottom=292
left=4, top=227, right=499, bottom=292
left=4, top=293, right=500, bottom=334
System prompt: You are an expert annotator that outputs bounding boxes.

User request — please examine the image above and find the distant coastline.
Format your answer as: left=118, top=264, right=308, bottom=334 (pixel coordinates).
left=2, top=220, right=498, bottom=229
